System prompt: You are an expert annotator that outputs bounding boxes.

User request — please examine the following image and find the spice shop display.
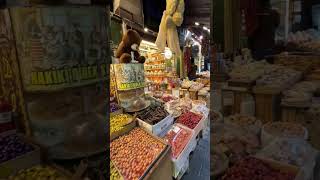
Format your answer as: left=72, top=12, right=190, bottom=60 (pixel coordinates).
left=110, top=128, right=166, bottom=180
left=189, top=82, right=204, bottom=91
left=221, top=157, right=296, bottom=180
left=181, top=79, right=193, bottom=89
left=8, top=166, right=69, bottom=180
left=176, top=111, right=202, bottom=130
left=164, top=125, right=192, bottom=159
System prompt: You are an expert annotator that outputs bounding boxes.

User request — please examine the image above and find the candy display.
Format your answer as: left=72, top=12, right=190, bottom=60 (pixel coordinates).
left=0, top=134, right=34, bottom=163
left=165, top=98, right=193, bottom=117
left=221, top=157, right=295, bottom=180
left=110, top=128, right=165, bottom=180
left=177, top=111, right=202, bottom=129
left=9, top=166, right=68, bottom=180
left=110, top=114, right=133, bottom=134
left=111, top=161, right=124, bottom=180
left=137, top=105, right=168, bottom=125
left=164, top=125, right=192, bottom=158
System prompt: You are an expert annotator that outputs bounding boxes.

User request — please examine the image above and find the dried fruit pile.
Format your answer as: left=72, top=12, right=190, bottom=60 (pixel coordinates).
left=111, top=161, right=123, bottom=180
left=9, top=166, right=68, bottom=180
left=161, top=95, right=175, bottom=102
left=110, top=128, right=165, bottom=180
left=0, top=134, right=34, bottom=163
left=264, top=122, right=305, bottom=138
left=164, top=126, right=192, bottom=158
left=137, top=106, right=168, bottom=125
left=177, top=111, right=202, bottom=129
left=110, top=114, right=132, bottom=134
left=222, top=157, right=295, bottom=180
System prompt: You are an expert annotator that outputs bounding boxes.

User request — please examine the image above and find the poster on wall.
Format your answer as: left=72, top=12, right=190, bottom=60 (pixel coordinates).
left=112, top=64, right=145, bottom=91
left=0, top=9, right=29, bottom=133
left=9, top=7, right=109, bottom=91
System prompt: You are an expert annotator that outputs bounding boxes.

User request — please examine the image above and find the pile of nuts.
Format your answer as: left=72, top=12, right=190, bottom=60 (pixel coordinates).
left=110, top=128, right=165, bottom=180
left=264, top=122, right=306, bottom=138
left=177, top=111, right=202, bottom=129
left=9, top=166, right=68, bottom=180
left=222, top=157, right=295, bottom=180
left=0, top=134, right=34, bottom=163
left=164, top=126, right=192, bottom=158
left=110, top=114, right=132, bottom=134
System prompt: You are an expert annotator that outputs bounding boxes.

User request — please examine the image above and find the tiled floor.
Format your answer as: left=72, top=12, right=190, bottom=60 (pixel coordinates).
left=182, top=126, right=210, bottom=180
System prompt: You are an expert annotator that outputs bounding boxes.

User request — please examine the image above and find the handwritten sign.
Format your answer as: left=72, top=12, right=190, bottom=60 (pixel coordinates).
left=9, top=7, right=108, bottom=91
left=112, top=64, right=145, bottom=91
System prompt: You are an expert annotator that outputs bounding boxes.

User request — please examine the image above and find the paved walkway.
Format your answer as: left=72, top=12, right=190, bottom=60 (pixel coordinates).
left=182, top=126, right=210, bottom=180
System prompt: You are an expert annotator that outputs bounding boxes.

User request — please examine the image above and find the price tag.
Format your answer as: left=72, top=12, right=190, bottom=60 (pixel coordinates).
left=172, top=126, right=180, bottom=133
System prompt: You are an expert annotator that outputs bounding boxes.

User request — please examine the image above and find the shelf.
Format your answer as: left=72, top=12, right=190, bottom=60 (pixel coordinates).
left=146, top=75, right=166, bottom=78
left=145, top=68, right=165, bottom=71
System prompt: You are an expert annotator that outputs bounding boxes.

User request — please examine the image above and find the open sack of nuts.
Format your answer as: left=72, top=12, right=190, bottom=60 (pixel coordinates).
left=212, top=123, right=260, bottom=164
left=256, top=138, right=319, bottom=180
left=261, top=122, right=308, bottom=147
left=136, top=105, right=169, bottom=125
left=224, top=114, right=262, bottom=135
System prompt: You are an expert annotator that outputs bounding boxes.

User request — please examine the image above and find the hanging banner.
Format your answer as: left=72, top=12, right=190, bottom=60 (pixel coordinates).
left=9, top=7, right=109, bottom=91
left=112, top=64, right=145, bottom=91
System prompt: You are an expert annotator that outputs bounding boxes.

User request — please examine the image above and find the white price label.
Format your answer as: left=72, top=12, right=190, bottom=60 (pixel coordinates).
left=172, top=126, right=180, bottom=133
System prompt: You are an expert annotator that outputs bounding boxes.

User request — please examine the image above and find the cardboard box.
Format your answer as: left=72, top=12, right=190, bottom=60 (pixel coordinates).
left=137, top=115, right=174, bottom=137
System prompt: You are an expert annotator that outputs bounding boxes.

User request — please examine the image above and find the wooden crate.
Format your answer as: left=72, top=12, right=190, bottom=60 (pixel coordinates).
left=111, top=125, right=173, bottom=180
left=253, top=87, right=282, bottom=123
left=221, top=86, right=252, bottom=116
left=179, top=88, right=189, bottom=98
left=227, top=78, right=255, bottom=89
left=281, top=103, right=310, bottom=122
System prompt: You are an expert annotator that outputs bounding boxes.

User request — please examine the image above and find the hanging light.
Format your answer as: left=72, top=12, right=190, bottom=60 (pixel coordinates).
left=144, top=27, right=148, bottom=32
left=203, top=26, right=208, bottom=30
left=164, top=49, right=173, bottom=59
left=200, top=35, right=203, bottom=40
left=195, top=22, right=199, bottom=26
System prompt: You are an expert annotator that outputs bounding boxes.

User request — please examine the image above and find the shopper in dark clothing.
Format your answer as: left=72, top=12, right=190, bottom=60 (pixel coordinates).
left=248, top=0, right=280, bottom=60
left=188, top=58, right=198, bottom=80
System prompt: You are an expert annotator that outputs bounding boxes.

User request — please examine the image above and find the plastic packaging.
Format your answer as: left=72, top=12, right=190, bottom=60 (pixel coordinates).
left=256, top=138, right=319, bottom=180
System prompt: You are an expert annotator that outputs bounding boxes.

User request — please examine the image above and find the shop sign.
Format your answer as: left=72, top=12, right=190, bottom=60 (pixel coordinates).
left=112, top=64, right=145, bottom=91
left=9, top=7, right=108, bottom=91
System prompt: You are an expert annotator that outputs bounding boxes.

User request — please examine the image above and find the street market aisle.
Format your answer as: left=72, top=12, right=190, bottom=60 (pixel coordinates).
left=183, top=126, right=210, bottom=180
